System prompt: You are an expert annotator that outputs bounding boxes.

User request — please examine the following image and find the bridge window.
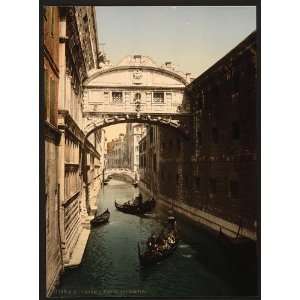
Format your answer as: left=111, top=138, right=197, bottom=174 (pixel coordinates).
left=153, top=92, right=164, bottom=104
left=112, top=92, right=123, bottom=104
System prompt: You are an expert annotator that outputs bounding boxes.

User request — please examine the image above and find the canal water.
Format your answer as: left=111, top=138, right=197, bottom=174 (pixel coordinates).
left=56, top=179, right=257, bottom=298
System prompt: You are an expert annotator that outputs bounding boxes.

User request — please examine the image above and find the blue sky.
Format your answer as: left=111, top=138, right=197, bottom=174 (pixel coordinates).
left=95, top=6, right=256, bottom=77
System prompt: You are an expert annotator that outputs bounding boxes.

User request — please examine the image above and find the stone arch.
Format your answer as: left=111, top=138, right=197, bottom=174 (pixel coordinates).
left=83, top=114, right=190, bottom=141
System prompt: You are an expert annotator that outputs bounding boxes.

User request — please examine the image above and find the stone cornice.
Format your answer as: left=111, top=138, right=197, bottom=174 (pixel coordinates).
left=84, top=65, right=188, bottom=86
left=44, top=121, right=61, bottom=144
left=43, top=45, right=60, bottom=77
left=85, top=85, right=185, bottom=91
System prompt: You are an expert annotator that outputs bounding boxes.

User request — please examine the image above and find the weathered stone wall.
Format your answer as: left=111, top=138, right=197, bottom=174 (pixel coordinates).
left=139, top=31, right=257, bottom=239
left=45, top=132, right=63, bottom=296
left=44, top=5, right=102, bottom=296
left=185, top=31, right=257, bottom=233
left=44, top=6, right=63, bottom=296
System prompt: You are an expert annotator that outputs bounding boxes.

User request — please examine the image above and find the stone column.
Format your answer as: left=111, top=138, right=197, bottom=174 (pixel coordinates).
left=57, top=128, right=67, bottom=263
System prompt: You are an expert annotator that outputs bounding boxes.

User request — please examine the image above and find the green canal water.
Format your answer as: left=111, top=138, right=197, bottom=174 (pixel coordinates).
left=54, top=179, right=258, bottom=298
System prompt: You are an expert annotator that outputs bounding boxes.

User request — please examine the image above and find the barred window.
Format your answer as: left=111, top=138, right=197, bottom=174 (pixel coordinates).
left=112, top=92, right=123, bottom=104
left=153, top=92, right=164, bottom=103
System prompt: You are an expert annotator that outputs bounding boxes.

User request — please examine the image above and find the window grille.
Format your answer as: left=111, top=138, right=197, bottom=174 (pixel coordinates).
left=153, top=92, right=164, bottom=104
left=112, top=92, right=123, bottom=104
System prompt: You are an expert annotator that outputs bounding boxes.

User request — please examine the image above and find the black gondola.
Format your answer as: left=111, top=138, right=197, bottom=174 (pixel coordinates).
left=91, top=209, right=110, bottom=226
left=138, top=216, right=178, bottom=266
left=114, top=197, right=155, bottom=215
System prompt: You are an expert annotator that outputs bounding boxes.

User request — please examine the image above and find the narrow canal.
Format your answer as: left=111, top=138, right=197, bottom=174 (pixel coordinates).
left=56, top=179, right=257, bottom=298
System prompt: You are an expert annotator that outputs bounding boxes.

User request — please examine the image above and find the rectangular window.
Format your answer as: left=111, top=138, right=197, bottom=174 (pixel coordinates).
left=232, top=121, right=240, bottom=140
left=230, top=180, right=239, bottom=198
left=212, top=128, right=219, bottom=144
left=50, top=78, right=56, bottom=125
left=112, top=92, right=123, bottom=104
left=153, top=92, right=164, bottom=104
left=44, top=69, right=50, bottom=121
left=209, top=178, right=217, bottom=195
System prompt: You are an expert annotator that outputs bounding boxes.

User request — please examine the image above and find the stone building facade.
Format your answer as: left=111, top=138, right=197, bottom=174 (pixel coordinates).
left=43, top=6, right=63, bottom=296
left=126, top=123, right=146, bottom=176
left=82, top=55, right=190, bottom=115
left=44, top=6, right=105, bottom=296
left=139, top=31, right=257, bottom=241
left=106, top=133, right=127, bottom=169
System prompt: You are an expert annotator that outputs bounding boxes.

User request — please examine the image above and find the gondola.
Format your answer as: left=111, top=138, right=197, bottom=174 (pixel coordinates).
left=138, top=216, right=178, bottom=266
left=114, top=197, right=155, bottom=215
left=91, top=209, right=110, bottom=226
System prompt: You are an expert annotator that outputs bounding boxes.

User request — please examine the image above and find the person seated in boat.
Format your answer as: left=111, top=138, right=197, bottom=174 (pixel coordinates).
left=135, top=193, right=143, bottom=206
left=147, top=234, right=158, bottom=250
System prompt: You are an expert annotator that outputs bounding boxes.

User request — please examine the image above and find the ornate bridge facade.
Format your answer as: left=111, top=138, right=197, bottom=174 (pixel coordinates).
left=81, top=55, right=192, bottom=138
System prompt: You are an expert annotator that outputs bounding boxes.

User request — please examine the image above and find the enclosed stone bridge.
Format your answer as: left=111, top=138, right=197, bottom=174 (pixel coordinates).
left=104, top=168, right=136, bottom=183
left=82, top=55, right=192, bottom=139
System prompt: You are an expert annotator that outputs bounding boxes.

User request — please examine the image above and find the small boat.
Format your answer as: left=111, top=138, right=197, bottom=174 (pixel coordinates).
left=107, top=175, right=113, bottom=180
left=103, top=179, right=109, bottom=185
left=114, top=197, right=155, bottom=215
left=133, top=181, right=138, bottom=188
left=138, top=216, right=178, bottom=266
left=91, top=209, right=110, bottom=226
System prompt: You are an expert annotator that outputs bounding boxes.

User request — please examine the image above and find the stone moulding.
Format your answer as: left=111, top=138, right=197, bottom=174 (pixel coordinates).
left=83, top=115, right=190, bottom=140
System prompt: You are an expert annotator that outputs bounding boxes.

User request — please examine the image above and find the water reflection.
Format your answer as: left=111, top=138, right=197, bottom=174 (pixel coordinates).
left=56, top=179, right=256, bottom=297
